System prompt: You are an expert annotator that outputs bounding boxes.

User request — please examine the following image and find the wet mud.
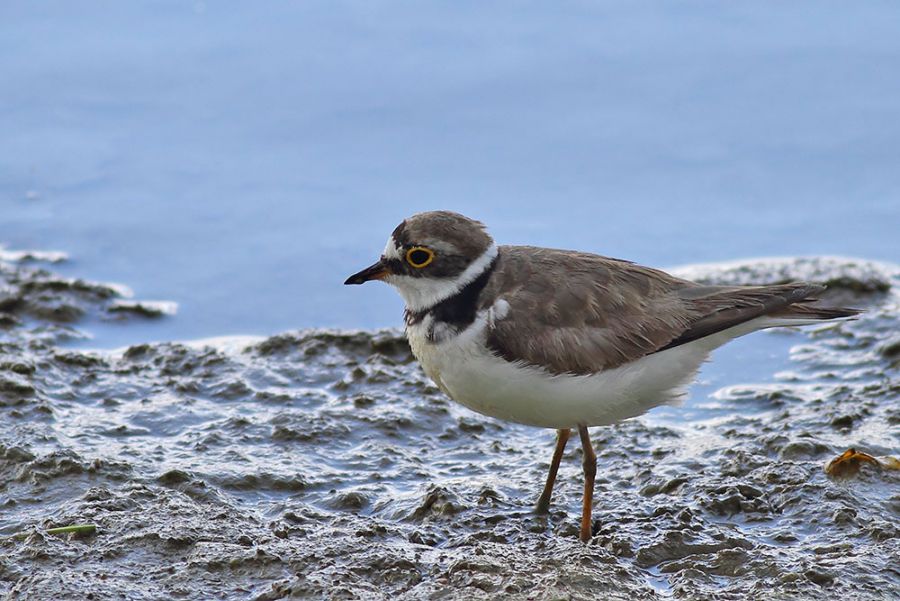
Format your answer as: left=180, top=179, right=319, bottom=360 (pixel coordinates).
left=1, top=254, right=898, bottom=600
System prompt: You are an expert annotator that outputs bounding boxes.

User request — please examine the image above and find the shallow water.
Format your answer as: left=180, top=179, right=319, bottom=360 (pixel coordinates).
left=1, top=252, right=898, bottom=600
left=3, top=2, right=900, bottom=347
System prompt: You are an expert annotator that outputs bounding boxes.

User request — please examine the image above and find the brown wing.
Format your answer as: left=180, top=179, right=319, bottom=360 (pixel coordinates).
left=481, top=246, right=855, bottom=375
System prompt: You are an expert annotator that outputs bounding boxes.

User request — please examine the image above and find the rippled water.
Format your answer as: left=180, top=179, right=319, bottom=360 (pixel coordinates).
left=1, top=252, right=897, bottom=600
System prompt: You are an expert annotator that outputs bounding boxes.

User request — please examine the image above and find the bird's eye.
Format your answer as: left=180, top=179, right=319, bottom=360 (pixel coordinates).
left=405, top=246, right=434, bottom=268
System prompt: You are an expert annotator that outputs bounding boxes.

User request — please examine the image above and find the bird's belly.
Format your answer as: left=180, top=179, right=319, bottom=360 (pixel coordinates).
left=409, top=328, right=715, bottom=429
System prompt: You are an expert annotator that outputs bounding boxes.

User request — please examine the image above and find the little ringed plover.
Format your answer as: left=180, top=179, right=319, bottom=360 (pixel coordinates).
left=344, top=210, right=860, bottom=542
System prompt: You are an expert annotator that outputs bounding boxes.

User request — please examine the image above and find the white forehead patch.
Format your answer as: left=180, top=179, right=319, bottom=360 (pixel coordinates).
left=382, top=236, right=402, bottom=260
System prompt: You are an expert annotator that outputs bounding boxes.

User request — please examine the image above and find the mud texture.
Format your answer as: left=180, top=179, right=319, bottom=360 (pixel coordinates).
left=1, top=254, right=898, bottom=600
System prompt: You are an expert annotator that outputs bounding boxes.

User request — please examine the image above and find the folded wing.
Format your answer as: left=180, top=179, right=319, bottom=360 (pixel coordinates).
left=482, top=246, right=859, bottom=375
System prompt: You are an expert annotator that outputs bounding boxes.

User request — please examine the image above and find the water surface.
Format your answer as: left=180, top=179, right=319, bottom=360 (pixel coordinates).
left=2, top=1, right=899, bottom=347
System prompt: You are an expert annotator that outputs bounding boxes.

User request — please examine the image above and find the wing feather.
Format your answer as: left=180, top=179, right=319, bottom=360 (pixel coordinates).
left=481, top=246, right=856, bottom=375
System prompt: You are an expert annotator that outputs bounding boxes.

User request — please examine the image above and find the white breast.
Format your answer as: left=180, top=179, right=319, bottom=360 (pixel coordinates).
left=407, top=310, right=774, bottom=429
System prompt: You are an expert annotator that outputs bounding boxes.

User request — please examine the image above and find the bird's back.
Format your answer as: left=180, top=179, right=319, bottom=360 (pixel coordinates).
left=477, top=245, right=858, bottom=376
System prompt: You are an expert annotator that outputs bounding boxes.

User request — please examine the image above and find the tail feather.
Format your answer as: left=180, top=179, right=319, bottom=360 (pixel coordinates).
left=770, top=303, right=862, bottom=321
left=660, top=281, right=862, bottom=352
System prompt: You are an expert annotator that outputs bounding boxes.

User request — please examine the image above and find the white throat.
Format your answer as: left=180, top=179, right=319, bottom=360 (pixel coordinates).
left=387, top=244, right=498, bottom=312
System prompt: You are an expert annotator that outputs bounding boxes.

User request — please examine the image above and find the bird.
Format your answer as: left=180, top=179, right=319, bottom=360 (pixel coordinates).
left=344, top=211, right=860, bottom=542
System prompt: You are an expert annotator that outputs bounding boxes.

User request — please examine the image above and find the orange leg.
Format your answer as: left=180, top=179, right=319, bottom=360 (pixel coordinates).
left=578, top=425, right=597, bottom=543
left=536, top=428, right=570, bottom=513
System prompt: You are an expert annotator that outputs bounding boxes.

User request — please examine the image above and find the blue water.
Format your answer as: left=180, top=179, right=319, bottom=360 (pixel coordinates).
left=2, top=1, right=899, bottom=348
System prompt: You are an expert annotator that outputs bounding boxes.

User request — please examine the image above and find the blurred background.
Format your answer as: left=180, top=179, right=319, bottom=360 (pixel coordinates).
left=2, top=1, right=898, bottom=348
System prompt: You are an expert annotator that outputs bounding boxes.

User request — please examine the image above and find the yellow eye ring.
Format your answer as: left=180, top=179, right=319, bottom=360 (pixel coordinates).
left=405, top=246, right=435, bottom=268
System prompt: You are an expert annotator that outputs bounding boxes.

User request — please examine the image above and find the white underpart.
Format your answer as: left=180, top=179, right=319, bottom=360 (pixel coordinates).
left=407, top=311, right=837, bottom=429
left=385, top=242, right=498, bottom=312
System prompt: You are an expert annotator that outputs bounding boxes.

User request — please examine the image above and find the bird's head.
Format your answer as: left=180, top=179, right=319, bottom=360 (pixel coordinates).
left=344, top=210, right=497, bottom=311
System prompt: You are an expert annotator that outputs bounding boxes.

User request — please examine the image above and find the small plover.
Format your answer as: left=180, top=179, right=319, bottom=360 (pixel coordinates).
left=345, top=211, right=859, bottom=542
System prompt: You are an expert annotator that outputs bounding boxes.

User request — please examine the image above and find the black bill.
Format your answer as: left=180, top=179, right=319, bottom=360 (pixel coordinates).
left=344, top=259, right=390, bottom=285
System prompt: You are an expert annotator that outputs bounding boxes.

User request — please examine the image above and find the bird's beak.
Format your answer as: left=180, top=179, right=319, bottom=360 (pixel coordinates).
left=344, top=258, right=390, bottom=285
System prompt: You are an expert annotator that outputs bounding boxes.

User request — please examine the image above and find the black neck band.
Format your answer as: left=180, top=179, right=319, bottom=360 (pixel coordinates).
left=405, top=256, right=498, bottom=328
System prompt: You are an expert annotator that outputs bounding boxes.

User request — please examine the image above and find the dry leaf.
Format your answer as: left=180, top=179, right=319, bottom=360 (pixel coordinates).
left=825, top=448, right=900, bottom=478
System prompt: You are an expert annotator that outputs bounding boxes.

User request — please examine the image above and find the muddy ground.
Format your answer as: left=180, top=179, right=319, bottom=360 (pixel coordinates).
left=0, top=254, right=898, bottom=600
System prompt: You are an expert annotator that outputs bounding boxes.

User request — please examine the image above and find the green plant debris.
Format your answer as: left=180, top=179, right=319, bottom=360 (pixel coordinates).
left=46, top=524, right=97, bottom=536
left=10, top=524, right=98, bottom=541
